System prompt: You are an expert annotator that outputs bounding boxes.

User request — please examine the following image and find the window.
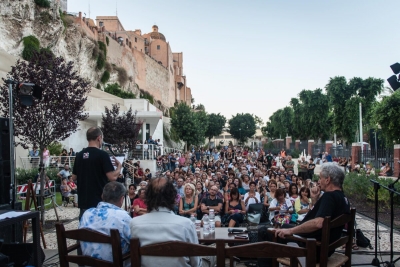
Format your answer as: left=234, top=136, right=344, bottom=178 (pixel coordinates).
left=157, top=45, right=160, bottom=50
left=99, top=21, right=104, bottom=27
left=135, top=37, right=137, bottom=42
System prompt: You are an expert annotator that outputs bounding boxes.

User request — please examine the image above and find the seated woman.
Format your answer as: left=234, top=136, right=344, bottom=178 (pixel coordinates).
left=379, top=163, right=393, bottom=176
left=67, top=176, right=78, bottom=207
left=133, top=189, right=147, bottom=217
left=288, top=184, right=299, bottom=205
left=128, top=184, right=137, bottom=217
left=233, top=177, right=247, bottom=197
left=294, top=187, right=311, bottom=221
left=244, top=181, right=261, bottom=211
left=179, top=183, right=198, bottom=218
left=224, top=188, right=246, bottom=227
left=269, top=188, right=293, bottom=227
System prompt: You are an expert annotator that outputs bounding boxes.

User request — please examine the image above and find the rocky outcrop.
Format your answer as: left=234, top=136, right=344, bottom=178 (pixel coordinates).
left=0, top=0, right=102, bottom=85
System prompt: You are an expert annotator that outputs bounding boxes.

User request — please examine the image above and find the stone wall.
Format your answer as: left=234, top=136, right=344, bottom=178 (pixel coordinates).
left=145, top=55, right=172, bottom=107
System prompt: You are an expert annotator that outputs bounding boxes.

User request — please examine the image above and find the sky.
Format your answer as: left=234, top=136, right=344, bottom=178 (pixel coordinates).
left=68, top=0, right=400, bottom=125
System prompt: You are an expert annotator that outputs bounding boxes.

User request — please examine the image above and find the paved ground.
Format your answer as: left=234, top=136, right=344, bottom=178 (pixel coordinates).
left=25, top=204, right=400, bottom=266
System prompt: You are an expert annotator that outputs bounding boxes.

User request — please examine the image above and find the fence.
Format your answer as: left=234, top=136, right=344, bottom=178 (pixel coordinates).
left=358, top=148, right=394, bottom=169
left=164, top=147, right=183, bottom=155
left=128, top=144, right=160, bottom=160
left=20, top=156, right=76, bottom=170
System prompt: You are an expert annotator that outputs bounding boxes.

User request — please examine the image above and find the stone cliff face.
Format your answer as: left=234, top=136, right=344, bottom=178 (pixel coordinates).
left=0, top=0, right=100, bottom=85
left=0, top=0, right=177, bottom=111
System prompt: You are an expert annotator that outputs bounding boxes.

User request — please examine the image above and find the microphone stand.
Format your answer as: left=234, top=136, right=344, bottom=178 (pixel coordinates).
left=370, top=179, right=381, bottom=266
left=385, top=173, right=400, bottom=267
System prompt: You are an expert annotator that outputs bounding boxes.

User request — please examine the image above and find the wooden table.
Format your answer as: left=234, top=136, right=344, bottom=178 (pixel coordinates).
left=197, top=227, right=249, bottom=243
left=198, top=228, right=249, bottom=267
left=0, top=210, right=42, bottom=267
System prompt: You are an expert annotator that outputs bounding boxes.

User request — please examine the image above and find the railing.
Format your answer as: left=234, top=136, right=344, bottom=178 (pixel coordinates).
left=128, top=144, right=161, bottom=160
left=359, top=148, right=394, bottom=169
left=20, top=156, right=76, bottom=170
left=163, top=147, right=183, bottom=155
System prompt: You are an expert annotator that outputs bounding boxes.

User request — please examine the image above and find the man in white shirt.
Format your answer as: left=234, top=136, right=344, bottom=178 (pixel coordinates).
left=130, top=177, right=207, bottom=267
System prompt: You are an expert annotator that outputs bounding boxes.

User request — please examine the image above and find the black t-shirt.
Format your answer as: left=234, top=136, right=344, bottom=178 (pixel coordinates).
left=72, top=147, right=115, bottom=209
left=201, top=197, right=223, bottom=214
left=308, top=163, right=316, bottom=174
left=300, top=190, right=350, bottom=245
left=266, top=155, right=273, bottom=163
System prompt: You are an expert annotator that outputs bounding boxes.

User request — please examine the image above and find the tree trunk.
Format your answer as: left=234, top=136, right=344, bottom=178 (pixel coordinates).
left=39, top=145, right=45, bottom=225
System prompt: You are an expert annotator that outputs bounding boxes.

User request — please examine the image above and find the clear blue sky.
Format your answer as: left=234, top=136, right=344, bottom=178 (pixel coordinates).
left=68, top=0, right=400, bottom=124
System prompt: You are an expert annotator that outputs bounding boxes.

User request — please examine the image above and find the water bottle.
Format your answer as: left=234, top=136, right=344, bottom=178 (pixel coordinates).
left=203, top=214, right=210, bottom=234
left=209, top=209, right=215, bottom=220
left=190, top=214, right=196, bottom=225
left=209, top=219, right=215, bottom=232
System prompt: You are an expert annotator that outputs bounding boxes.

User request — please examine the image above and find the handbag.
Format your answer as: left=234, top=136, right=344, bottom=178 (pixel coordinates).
left=247, top=212, right=261, bottom=224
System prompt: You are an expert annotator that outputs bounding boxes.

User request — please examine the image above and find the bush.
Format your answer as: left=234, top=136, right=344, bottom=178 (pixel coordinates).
left=343, top=172, right=400, bottom=208
left=115, top=66, right=128, bottom=85
left=34, top=0, right=50, bottom=8
left=290, top=149, right=301, bottom=159
left=39, top=11, right=52, bottom=24
left=48, top=141, right=63, bottom=156
left=98, top=41, right=107, bottom=57
left=96, top=53, right=106, bottom=70
left=104, top=83, right=136, bottom=99
left=16, top=167, right=62, bottom=185
left=140, top=91, right=154, bottom=104
left=100, top=70, right=110, bottom=84
left=22, top=35, right=40, bottom=61
left=96, top=83, right=101, bottom=89
left=106, top=36, right=109, bottom=46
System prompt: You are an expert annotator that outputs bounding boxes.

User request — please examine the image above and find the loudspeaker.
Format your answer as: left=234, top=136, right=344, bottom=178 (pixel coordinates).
left=0, top=243, right=45, bottom=267
left=0, top=203, right=23, bottom=243
left=390, top=63, right=400, bottom=75
left=0, top=118, right=10, bottom=206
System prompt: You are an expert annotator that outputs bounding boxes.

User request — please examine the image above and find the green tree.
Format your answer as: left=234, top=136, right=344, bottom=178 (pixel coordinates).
left=205, top=113, right=226, bottom=143
left=326, top=76, right=383, bottom=144
left=228, top=113, right=256, bottom=144
left=171, top=103, right=208, bottom=149
left=373, top=91, right=400, bottom=145
left=263, top=107, right=294, bottom=139
left=291, top=89, right=331, bottom=140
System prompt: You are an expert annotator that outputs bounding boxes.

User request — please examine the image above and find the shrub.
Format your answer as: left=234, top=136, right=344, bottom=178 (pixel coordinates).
left=48, top=142, right=63, bottom=156
left=39, top=11, right=52, bottom=24
left=140, top=91, right=154, bottom=104
left=343, top=172, right=400, bottom=208
left=106, top=36, right=109, bottom=46
left=115, top=66, right=128, bottom=85
left=100, top=71, right=110, bottom=84
left=96, top=53, right=105, bottom=70
left=22, top=35, right=40, bottom=61
left=104, top=83, right=136, bottom=99
left=290, top=149, right=301, bottom=159
left=96, top=83, right=101, bottom=89
left=34, top=0, right=50, bottom=8
left=98, top=41, right=107, bottom=57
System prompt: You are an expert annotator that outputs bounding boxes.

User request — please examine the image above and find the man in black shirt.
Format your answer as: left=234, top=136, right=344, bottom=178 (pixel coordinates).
left=72, top=127, right=122, bottom=219
left=258, top=163, right=350, bottom=266
left=201, top=185, right=223, bottom=227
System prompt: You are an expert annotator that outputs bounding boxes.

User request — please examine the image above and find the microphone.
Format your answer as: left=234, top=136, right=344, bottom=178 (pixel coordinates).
left=103, top=142, right=113, bottom=147
left=228, top=228, right=244, bottom=234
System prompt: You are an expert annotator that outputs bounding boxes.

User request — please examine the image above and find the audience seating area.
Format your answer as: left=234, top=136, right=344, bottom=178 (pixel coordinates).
left=56, top=208, right=355, bottom=266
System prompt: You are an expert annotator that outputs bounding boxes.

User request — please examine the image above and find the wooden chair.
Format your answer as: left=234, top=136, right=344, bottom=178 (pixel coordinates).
left=130, top=238, right=225, bottom=267
left=271, top=208, right=356, bottom=267
left=55, top=223, right=129, bottom=267
left=225, top=239, right=317, bottom=267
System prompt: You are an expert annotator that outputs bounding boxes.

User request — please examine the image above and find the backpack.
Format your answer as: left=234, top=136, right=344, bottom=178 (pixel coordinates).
left=356, top=229, right=372, bottom=249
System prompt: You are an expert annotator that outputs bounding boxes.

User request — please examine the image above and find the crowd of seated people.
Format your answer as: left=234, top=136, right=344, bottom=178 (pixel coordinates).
left=120, top=146, right=320, bottom=228
left=76, top=146, right=355, bottom=267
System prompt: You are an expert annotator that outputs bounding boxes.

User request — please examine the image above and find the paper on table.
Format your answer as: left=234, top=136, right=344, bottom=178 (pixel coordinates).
left=0, top=211, right=30, bottom=220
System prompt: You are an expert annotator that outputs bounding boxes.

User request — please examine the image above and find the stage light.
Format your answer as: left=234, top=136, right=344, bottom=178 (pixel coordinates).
left=387, top=75, right=400, bottom=91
